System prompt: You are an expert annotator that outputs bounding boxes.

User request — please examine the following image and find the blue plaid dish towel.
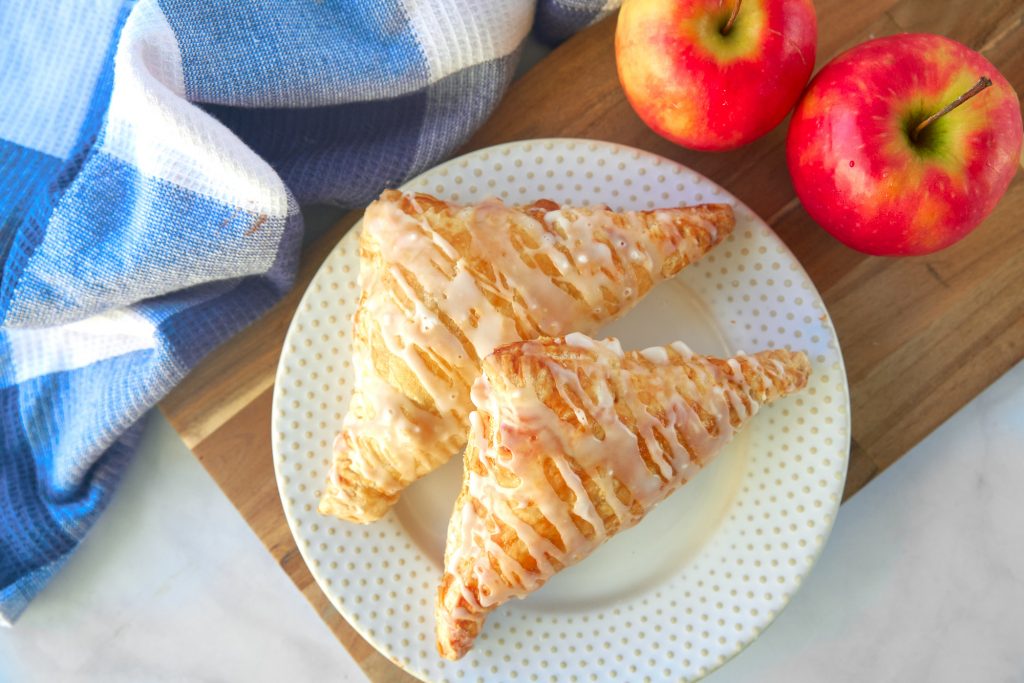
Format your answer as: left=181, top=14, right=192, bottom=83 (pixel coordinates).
left=0, top=0, right=618, bottom=625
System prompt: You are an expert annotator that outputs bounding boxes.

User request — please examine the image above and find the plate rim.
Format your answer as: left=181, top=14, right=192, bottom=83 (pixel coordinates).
left=271, top=137, right=852, bottom=682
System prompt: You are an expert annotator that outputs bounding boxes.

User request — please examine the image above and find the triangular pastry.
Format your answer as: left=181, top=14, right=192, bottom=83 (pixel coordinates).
left=320, top=191, right=734, bottom=523
left=436, top=333, right=811, bottom=659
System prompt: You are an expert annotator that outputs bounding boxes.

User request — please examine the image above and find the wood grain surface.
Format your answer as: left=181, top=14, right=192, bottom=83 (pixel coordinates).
left=160, top=1, right=1024, bottom=680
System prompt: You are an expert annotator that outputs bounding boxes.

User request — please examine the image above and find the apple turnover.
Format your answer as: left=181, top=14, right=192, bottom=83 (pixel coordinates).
left=436, top=333, right=811, bottom=659
left=320, top=191, right=734, bottom=523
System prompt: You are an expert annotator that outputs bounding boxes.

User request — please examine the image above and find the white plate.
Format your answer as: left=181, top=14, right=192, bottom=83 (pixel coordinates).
left=272, top=139, right=850, bottom=682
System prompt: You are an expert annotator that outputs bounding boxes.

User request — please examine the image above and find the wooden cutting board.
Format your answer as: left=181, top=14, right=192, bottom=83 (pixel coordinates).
left=160, top=1, right=1024, bottom=680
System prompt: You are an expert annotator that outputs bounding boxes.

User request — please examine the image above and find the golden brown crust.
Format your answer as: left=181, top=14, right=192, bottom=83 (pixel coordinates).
left=320, top=192, right=735, bottom=523
left=436, top=335, right=810, bottom=659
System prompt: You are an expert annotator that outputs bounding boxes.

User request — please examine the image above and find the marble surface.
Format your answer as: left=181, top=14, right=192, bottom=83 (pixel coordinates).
left=1, top=363, right=1021, bottom=682
left=708, top=360, right=1024, bottom=683
left=0, top=412, right=368, bottom=683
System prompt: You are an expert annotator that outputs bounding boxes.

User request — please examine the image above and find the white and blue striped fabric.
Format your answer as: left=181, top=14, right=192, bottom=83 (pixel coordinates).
left=0, top=0, right=617, bottom=625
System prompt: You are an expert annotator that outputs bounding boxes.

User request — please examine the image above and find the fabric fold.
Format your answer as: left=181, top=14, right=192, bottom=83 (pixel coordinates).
left=0, top=0, right=618, bottom=624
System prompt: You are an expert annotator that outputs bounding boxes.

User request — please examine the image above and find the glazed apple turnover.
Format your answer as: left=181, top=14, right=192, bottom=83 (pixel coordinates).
left=436, top=333, right=810, bottom=659
left=320, top=191, right=734, bottom=523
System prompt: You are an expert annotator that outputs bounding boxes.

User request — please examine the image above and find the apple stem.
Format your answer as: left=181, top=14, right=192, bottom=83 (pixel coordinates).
left=912, top=76, right=993, bottom=142
left=722, top=0, right=742, bottom=35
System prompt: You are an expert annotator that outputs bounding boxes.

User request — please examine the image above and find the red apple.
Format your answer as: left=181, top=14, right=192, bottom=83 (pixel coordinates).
left=787, top=34, right=1023, bottom=256
left=616, top=0, right=817, bottom=151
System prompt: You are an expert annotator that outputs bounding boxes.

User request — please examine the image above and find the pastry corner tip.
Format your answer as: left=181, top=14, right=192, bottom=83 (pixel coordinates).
left=317, top=479, right=395, bottom=524
left=434, top=573, right=484, bottom=661
left=707, top=202, right=737, bottom=242
left=434, top=608, right=474, bottom=661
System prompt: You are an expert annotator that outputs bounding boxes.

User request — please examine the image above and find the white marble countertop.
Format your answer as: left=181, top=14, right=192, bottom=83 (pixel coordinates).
left=3, top=360, right=1021, bottom=682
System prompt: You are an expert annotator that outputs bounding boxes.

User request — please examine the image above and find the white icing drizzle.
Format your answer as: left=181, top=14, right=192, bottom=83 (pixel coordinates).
left=439, top=335, right=809, bottom=654
left=328, top=192, right=731, bottom=519
left=638, top=345, right=668, bottom=364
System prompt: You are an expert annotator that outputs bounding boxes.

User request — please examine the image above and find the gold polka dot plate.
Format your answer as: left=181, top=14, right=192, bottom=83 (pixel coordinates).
left=272, top=139, right=850, bottom=682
